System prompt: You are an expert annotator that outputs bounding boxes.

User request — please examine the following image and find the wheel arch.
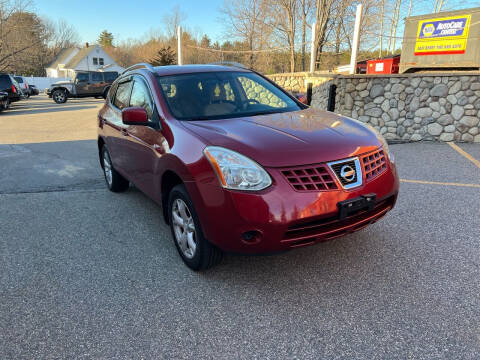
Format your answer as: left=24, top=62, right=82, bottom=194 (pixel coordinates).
left=52, top=87, right=70, bottom=96
left=98, top=137, right=106, bottom=168
left=161, top=170, right=184, bottom=224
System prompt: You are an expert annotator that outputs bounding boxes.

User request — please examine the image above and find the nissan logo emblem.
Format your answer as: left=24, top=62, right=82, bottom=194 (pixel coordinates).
left=340, top=165, right=356, bottom=182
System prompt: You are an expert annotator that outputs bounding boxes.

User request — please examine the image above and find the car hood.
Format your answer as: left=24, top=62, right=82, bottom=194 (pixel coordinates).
left=182, top=108, right=382, bottom=167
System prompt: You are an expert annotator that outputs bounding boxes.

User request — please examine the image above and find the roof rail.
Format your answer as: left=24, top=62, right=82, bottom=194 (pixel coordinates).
left=121, top=63, right=155, bottom=75
left=208, top=61, right=247, bottom=69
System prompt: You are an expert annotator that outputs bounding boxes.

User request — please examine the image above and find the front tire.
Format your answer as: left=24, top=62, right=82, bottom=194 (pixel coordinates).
left=52, top=89, right=67, bottom=104
left=168, top=184, right=223, bottom=270
left=101, top=145, right=129, bottom=192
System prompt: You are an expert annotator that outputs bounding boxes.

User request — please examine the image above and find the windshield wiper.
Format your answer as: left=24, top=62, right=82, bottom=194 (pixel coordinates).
left=246, top=109, right=286, bottom=117
left=188, top=116, right=210, bottom=121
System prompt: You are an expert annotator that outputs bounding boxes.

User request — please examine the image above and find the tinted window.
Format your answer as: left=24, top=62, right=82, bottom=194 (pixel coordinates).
left=99, top=58, right=104, bottom=65
left=108, top=82, right=118, bottom=102
left=130, top=78, right=154, bottom=119
left=92, top=72, right=103, bottom=82
left=113, top=81, right=132, bottom=110
left=104, top=72, right=118, bottom=82
left=93, top=58, right=98, bottom=65
left=76, top=73, right=89, bottom=82
left=0, top=74, right=12, bottom=89
left=14, top=76, right=24, bottom=84
left=156, top=71, right=300, bottom=120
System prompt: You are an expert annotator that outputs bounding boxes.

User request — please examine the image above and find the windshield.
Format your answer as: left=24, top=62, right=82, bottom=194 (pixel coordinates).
left=156, top=71, right=302, bottom=120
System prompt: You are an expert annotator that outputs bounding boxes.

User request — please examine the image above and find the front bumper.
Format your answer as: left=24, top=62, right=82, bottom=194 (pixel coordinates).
left=192, top=157, right=399, bottom=254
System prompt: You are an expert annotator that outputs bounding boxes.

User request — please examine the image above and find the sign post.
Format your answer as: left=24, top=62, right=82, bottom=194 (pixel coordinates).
left=350, top=4, right=363, bottom=75
left=177, top=26, right=183, bottom=65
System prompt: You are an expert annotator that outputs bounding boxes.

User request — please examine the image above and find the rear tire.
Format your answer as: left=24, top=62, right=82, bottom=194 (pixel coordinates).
left=101, top=145, right=129, bottom=192
left=168, top=184, right=223, bottom=270
left=52, top=89, right=67, bottom=104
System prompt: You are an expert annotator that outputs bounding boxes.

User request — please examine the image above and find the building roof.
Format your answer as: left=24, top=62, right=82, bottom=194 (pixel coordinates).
left=46, top=47, right=76, bottom=69
left=64, top=45, right=98, bottom=69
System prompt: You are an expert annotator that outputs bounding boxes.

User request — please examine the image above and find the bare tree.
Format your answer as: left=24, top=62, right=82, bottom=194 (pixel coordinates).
left=269, top=0, right=298, bottom=72
left=220, top=0, right=272, bottom=69
left=163, top=5, right=186, bottom=39
left=300, top=0, right=314, bottom=71
left=313, top=0, right=336, bottom=69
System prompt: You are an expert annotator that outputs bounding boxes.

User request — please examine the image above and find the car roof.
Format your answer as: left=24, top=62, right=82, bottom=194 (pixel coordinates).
left=152, top=64, right=250, bottom=77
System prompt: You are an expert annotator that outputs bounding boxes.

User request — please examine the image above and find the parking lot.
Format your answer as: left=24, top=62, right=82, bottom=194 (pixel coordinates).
left=1, top=96, right=480, bottom=359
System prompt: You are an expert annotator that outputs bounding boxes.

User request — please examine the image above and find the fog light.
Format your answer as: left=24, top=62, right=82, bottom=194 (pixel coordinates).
left=241, top=230, right=262, bottom=244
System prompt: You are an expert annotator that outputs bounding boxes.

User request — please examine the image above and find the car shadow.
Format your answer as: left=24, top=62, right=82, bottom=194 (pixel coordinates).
left=122, top=185, right=394, bottom=285
left=3, top=105, right=99, bottom=116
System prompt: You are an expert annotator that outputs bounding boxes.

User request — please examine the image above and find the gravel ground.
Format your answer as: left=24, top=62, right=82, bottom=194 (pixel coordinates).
left=0, top=100, right=480, bottom=359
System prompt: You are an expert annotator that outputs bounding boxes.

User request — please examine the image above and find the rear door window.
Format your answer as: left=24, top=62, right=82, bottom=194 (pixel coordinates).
left=108, top=82, right=118, bottom=103
left=113, top=80, right=132, bottom=110
left=104, top=72, right=118, bottom=82
left=129, top=78, right=154, bottom=120
left=92, top=72, right=103, bottom=82
left=14, top=77, right=24, bottom=84
left=0, top=75, right=11, bottom=89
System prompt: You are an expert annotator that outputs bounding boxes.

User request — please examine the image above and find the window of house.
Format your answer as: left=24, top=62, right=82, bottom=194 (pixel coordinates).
left=99, top=58, right=104, bottom=66
left=113, top=80, right=132, bottom=110
left=93, top=57, right=98, bottom=65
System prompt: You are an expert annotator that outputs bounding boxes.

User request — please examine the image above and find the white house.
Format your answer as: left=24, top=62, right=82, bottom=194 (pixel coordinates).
left=45, top=43, right=124, bottom=78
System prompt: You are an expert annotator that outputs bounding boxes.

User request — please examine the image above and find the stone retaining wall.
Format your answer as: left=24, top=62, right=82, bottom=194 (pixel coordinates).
left=333, top=74, right=480, bottom=142
left=267, top=72, right=480, bottom=143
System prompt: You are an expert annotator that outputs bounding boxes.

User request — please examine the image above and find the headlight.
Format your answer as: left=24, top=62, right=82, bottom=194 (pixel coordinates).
left=204, top=146, right=272, bottom=191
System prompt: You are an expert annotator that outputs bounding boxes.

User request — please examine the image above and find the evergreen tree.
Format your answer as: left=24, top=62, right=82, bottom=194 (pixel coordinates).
left=98, top=30, right=114, bottom=47
left=150, top=46, right=176, bottom=66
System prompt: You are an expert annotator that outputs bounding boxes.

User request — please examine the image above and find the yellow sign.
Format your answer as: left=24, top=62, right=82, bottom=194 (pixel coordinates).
left=414, top=15, right=471, bottom=56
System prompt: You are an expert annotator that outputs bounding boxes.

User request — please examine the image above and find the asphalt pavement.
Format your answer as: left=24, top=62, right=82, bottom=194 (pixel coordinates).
left=1, top=98, right=480, bottom=359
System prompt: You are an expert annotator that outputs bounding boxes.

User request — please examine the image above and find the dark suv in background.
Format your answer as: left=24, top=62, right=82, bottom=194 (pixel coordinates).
left=0, top=73, right=22, bottom=107
left=47, top=71, right=118, bottom=103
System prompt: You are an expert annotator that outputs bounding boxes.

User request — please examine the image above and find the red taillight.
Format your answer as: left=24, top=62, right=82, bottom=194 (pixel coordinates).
left=25, top=82, right=28, bottom=89
left=11, top=84, right=16, bottom=93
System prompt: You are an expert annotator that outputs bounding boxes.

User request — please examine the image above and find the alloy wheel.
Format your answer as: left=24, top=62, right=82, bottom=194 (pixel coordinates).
left=103, top=151, right=113, bottom=186
left=172, top=198, right=197, bottom=259
left=54, top=92, right=65, bottom=103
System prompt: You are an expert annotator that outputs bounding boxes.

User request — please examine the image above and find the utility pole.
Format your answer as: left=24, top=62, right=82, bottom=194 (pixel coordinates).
left=310, top=22, right=316, bottom=73
left=177, top=26, right=183, bottom=65
left=379, top=0, right=385, bottom=58
left=349, top=4, right=363, bottom=75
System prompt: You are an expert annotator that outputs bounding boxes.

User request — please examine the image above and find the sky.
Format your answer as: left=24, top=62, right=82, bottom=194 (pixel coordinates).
left=33, top=0, right=225, bottom=44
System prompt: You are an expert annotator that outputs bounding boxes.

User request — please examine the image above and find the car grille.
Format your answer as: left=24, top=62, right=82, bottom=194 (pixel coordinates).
left=281, top=165, right=338, bottom=191
left=329, top=160, right=358, bottom=186
left=361, top=149, right=387, bottom=181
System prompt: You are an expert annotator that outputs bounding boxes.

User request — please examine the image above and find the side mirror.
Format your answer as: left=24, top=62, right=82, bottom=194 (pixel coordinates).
left=122, top=107, right=148, bottom=126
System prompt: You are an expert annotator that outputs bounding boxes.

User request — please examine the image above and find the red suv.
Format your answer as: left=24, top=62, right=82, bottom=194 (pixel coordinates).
left=98, top=63, right=399, bottom=270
